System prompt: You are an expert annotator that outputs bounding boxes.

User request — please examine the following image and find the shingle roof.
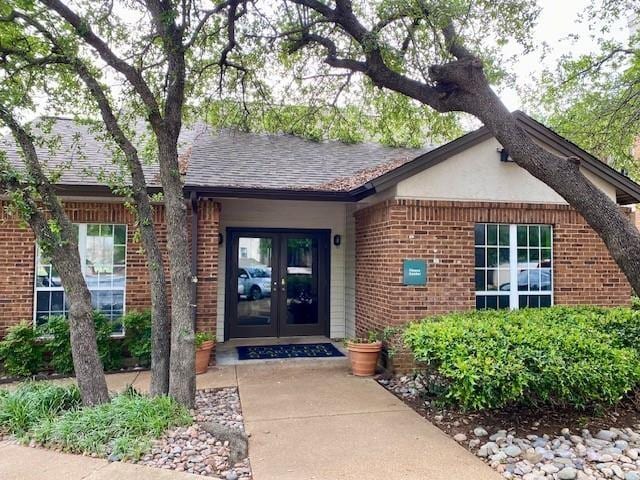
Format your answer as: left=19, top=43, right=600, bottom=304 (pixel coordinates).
left=0, top=118, right=431, bottom=192
left=183, top=124, right=431, bottom=190
left=0, top=118, right=161, bottom=187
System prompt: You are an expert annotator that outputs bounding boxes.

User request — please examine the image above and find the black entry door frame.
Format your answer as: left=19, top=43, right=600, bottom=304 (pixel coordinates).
left=224, top=227, right=331, bottom=340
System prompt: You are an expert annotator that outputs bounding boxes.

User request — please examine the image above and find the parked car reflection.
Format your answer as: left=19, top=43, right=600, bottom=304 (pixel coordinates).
left=500, top=268, right=552, bottom=291
left=238, top=267, right=272, bottom=300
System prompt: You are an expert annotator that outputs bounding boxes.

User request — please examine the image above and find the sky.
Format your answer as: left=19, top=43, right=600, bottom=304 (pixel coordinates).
left=499, top=0, right=629, bottom=111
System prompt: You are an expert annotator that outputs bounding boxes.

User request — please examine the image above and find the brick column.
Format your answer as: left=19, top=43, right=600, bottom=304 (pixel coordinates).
left=195, top=199, right=220, bottom=364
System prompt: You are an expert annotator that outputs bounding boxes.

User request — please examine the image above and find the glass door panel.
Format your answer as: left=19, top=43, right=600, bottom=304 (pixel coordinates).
left=285, top=237, right=318, bottom=326
left=229, top=234, right=278, bottom=338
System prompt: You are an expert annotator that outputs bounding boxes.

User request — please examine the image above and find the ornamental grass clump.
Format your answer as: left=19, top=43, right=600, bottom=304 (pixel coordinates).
left=404, top=307, right=640, bottom=411
left=31, top=387, right=192, bottom=460
left=0, top=383, right=81, bottom=437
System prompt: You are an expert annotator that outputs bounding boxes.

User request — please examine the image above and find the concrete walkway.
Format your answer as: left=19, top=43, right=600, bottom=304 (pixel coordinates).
left=0, top=362, right=500, bottom=480
left=235, top=361, right=500, bottom=480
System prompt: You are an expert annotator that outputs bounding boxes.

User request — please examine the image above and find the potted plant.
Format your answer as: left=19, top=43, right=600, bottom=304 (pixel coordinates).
left=345, top=332, right=382, bottom=376
left=195, top=332, right=215, bottom=375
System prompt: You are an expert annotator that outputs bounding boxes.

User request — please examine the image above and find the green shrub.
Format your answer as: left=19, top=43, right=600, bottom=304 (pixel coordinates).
left=404, top=307, right=640, bottom=411
left=0, top=322, right=44, bottom=377
left=0, top=382, right=81, bottom=437
left=43, top=313, right=123, bottom=374
left=32, top=389, right=192, bottom=460
left=122, top=310, right=152, bottom=366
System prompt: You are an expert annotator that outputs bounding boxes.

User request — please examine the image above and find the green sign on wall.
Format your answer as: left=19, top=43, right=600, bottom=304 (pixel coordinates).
left=403, top=259, right=427, bottom=286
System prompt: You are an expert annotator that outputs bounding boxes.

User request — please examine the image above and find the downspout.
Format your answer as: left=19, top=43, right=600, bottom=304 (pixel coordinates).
left=190, top=191, right=198, bottom=329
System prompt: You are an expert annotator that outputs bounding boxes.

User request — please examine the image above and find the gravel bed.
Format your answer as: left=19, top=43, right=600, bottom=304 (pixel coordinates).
left=382, top=374, right=640, bottom=480
left=136, top=387, right=252, bottom=479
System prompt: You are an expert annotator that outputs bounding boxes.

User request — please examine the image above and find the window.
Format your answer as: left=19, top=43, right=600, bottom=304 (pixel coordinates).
left=35, top=224, right=127, bottom=334
left=475, top=223, right=552, bottom=310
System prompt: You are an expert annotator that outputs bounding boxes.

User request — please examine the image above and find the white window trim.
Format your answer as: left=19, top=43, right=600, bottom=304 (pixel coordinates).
left=475, top=223, right=554, bottom=310
left=32, top=223, right=128, bottom=337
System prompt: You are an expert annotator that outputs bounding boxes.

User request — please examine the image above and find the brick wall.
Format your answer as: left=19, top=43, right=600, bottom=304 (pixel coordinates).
left=0, top=200, right=220, bottom=358
left=355, top=199, right=632, bottom=337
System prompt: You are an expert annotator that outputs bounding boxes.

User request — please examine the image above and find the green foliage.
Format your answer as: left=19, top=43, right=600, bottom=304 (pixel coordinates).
left=195, top=331, right=214, bottom=349
left=0, top=322, right=44, bottom=377
left=43, top=313, right=123, bottom=374
left=32, top=389, right=192, bottom=460
left=533, top=6, right=640, bottom=179
left=404, top=307, right=640, bottom=411
left=0, top=383, right=81, bottom=437
left=122, top=310, right=152, bottom=367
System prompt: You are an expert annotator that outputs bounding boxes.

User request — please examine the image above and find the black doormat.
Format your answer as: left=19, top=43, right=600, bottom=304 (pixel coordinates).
left=236, top=342, right=345, bottom=360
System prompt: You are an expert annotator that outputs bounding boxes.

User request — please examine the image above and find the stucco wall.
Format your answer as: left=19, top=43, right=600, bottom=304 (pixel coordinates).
left=392, top=138, right=618, bottom=203
left=215, top=198, right=350, bottom=341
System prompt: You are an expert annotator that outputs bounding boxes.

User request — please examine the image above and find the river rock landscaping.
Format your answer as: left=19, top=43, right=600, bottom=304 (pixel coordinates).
left=136, top=387, right=252, bottom=479
left=382, top=374, right=640, bottom=480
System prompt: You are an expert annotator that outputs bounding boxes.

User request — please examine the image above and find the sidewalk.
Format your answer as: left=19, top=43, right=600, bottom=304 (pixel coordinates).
left=235, top=361, right=500, bottom=480
left=1, top=362, right=500, bottom=480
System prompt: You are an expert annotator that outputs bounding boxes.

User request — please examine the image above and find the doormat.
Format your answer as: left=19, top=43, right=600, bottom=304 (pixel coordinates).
left=236, top=342, right=345, bottom=360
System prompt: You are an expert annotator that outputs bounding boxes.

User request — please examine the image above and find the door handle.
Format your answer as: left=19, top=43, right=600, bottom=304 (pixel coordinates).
left=281, top=277, right=286, bottom=292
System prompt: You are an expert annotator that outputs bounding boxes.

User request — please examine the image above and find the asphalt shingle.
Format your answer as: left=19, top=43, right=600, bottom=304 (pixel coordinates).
left=1, top=118, right=431, bottom=192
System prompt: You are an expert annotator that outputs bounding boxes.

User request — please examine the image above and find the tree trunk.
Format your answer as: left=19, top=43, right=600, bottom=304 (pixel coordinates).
left=136, top=198, right=171, bottom=396
left=0, top=106, right=109, bottom=406
left=75, top=63, right=171, bottom=395
left=159, top=138, right=196, bottom=408
left=49, top=240, right=110, bottom=406
left=460, top=86, right=640, bottom=295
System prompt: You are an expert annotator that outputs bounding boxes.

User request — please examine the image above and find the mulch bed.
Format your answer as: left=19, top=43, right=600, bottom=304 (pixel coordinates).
left=377, top=372, right=640, bottom=439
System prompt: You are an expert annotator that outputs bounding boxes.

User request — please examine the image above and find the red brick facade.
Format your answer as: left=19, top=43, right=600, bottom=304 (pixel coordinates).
left=355, top=199, right=632, bottom=337
left=0, top=199, right=220, bottom=347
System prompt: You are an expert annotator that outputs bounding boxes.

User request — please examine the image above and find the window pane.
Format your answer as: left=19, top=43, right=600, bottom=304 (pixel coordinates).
left=498, top=295, right=510, bottom=309
left=499, top=225, right=509, bottom=246
left=497, top=269, right=510, bottom=290
left=529, top=270, right=541, bottom=291
left=475, top=247, right=485, bottom=267
left=517, top=248, right=527, bottom=264
left=499, top=248, right=510, bottom=266
left=114, top=246, right=126, bottom=264
left=517, top=226, right=527, bottom=247
left=36, top=265, right=50, bottom=287
left=36, top=291, right=50, bottom=312
left=486, top=295, right=497, bottom=309
left=100, top=224, right=113, bottom=236
left=540, top=268, right=552, bottom=291
left=540, top=226, right=552, bottom=248
left=487, top=225, right=498, bottom=245
left=518, top=270, right=528, bottom=291
left=51, top=291, right=65, bottom=311
left=475, top=269, right=485, bottom=291
left=113, top=266, right=126, bottom=288
left=541, top=249, right=552, bottom=267
left=519, top=295, right=527, bottom=308
left=87, top=224, right=100, bottom=236
left=487, top=248, right=498, bottom=267
left=476, top=296, right=486, bottom=309
left=486, top=270, right=498, bottom=290
left=529, top=248, right=539, bottom=265
left=540, top=296, right=551, bottom=307
left=114, top=225, right=126, bottom=245
left=528, top=226, right=540, bottom=247
left=474, top=224, right=485, bottom=245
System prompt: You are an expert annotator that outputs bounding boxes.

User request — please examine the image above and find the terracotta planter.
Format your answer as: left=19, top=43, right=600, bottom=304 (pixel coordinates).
left=195, top=340, right=214, bottom=375
left=347, top=341, right=382, bottom=376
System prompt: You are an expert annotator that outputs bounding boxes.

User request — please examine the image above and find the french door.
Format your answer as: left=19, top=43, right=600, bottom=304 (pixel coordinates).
left=225, top=228, right=330, bottom=339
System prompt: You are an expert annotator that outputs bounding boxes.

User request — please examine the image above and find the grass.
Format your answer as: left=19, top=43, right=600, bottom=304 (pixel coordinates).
left=0, top=383, right=192, bottom=461
left=0, top=382, right=81, bottom=437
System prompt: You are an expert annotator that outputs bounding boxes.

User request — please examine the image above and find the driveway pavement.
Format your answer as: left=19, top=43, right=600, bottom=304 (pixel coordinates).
left=0, top=361, right=500, bottom=480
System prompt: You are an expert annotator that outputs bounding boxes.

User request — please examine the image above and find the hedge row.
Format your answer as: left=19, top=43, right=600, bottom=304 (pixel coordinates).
left=0, top=310, right=152, bottom=378
left=404, top=306, right=640, bottom=411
